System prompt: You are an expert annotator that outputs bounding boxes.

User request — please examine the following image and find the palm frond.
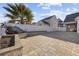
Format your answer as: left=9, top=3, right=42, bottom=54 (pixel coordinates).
left=4, top=3, right=33, bottom=24
left=5, top=14, right=16, bottom=19
left=7, top=4, right=17, bottom=11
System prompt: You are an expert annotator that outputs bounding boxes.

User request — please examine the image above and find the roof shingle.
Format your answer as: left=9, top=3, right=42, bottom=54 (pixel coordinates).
left=64, top=12, right=79, bottom=22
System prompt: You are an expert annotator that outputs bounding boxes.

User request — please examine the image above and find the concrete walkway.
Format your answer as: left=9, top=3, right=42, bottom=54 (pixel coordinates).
left=20, top=33, right=79, bottom=56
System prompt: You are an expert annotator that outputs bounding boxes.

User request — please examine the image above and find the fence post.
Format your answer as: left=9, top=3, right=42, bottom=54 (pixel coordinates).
left=0, top=36, right=1, bottom=49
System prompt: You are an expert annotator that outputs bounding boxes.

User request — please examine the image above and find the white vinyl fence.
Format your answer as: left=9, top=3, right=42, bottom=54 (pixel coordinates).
left=7, top=23, right=52, bottom=32
left=58, top=27, right=66, bottom=31
left=7, top=23, right=67, bottom=32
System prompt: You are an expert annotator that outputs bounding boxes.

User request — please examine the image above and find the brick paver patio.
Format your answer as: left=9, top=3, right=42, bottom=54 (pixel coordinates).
left=20, top=34, right=79, bottom=56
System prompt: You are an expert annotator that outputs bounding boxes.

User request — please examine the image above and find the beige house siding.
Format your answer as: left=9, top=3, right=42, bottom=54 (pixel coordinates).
left=77, top=20, right=79, bottom=33
left=49, top=16, right=59, bottom=31
left=75, top=16, right=79, bottom=33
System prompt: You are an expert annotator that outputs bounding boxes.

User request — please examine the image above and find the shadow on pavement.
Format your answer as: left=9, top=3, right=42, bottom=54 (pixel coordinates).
left=41, top=31, right=79, bottom=44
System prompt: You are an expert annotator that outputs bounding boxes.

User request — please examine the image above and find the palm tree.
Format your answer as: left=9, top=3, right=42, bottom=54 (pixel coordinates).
left=3, top=3, right=33, bottom=24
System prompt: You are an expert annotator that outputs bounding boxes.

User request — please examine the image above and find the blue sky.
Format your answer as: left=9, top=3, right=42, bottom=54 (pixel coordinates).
left=0, top=3, right=79, bottom=23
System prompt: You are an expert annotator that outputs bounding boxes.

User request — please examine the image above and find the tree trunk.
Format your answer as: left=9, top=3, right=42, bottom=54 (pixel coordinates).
left=20, top=18, right=24, bottom=24
left=26, top=20, right=31, bottom=24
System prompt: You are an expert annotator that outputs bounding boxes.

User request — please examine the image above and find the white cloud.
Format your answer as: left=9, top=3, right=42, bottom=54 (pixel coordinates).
left=66, top=8, right=78, bottom=12
left=38, top=3, right=62, bottom=10
left=49, top=3, right=62, bottom=6
left=38, top=3, right=51, bottom=10
left=38, top=3, right=62, bottom=7
left=40, top=10, right=62, bottom=17
left=39, top=10, right=65, bottom=20
left=64, top=8, right=78, bottom=17
left=66, top=8, right=71, bottom=11
left=39, top=8, right=79, bottom=21
left=41, top=6, right=50, bottom=10
left=33, top=7, right=79, bottom=21
left=72, top=8, right=78, bottom=11
left=32, top=12, right=42, bottom=22
left=33, top=12, right=37, bottom=15
left=0, top=14, right=10, bottom=23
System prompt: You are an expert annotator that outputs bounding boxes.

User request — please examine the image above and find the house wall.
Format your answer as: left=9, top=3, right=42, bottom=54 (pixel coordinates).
left=36, top=21, right=47, bottom=26
left=49, top=16, right=59, bottom=31
left=75, top=17, right=79, bottom=33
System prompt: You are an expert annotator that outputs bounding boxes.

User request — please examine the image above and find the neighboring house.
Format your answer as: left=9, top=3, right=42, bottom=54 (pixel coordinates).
left=36, top=16, right=53, bottom=26
left=58, top=18, right=64, bottom=27
left=32, top=22, right=37, bottom=25
left=36, top=15, right=64, bottom=31
left=64, top=12, right=79, bottom=32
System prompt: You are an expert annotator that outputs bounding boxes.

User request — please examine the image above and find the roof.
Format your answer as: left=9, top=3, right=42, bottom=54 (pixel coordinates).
left=64, top=12, right=79, bottom=22
left=37, top=15, right=56, bottom=26
left=57, top=18, right=62, bottom=22
left=41, top=15, right=56, bottom=21
left=37, top=15, right=56, bottom=23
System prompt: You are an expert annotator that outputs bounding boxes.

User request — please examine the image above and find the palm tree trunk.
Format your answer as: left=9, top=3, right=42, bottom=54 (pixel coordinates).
left=27, top=20, right=31, bottom=24
left=21, top=18, right=24, bottom=24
